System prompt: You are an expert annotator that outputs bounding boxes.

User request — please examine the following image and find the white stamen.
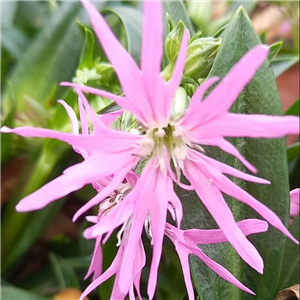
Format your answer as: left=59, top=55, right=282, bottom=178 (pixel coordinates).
left=155, top=128, right=165, bottom=138
left=116, top=220, right=129, bottom=247
left=144, top=215, right=154, bottom=245
left=173, top=146, right=187, bottom=161
left=129, top=128, right=140, bottom=135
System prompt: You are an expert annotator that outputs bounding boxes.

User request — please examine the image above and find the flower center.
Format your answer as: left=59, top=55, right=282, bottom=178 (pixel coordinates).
left=137, top=123, right=188, bottom=174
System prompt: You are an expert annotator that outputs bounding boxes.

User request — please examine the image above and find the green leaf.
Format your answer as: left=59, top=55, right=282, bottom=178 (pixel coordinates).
left=1, top=2, right=86, bottom=122
left=259, top=31, right=266, bottom=44
left=1, top=140, right=67, bottom=273
left=162, top=1, right=195, bottom=36
left=161, top=1, right=195, bottom=67
left=179, top=7, right=292, bottom=300
left=287, top=142, right=299, bottom=162
left=78, top=27, right=95, bottom=69
left=1, top=285, right=50, bottom=300
left=276, top=214, right=299, bottom=291
left=1, top=1, right=18, bottom=26
left=271, top=54, right=299, bottom=78
left=102, top=6, right=143, bottom=65
left=268, top=41, right=282, bottom=61
left=1, top=26, right=29, bottom=59
left=284, top=99, right=299, bottom=116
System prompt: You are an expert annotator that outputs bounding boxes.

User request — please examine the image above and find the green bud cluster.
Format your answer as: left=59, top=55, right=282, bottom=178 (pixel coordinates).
left=164, top=20, right=221, bottom=83
left=184, top=37, right=221, bottom=80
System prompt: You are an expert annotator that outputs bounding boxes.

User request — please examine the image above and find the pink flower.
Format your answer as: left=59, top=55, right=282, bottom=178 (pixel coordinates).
left=165, top=219, right=268, bottom=299
left=290, top=188, right=299, bottom=223
left=1, top=0, right=299, bottom=298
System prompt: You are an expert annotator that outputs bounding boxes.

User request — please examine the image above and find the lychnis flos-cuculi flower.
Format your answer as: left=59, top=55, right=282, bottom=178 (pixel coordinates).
left=1, top=0, right=299, bottom=299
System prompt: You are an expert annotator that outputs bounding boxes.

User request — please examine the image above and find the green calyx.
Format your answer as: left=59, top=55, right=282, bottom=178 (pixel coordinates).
left=184, top=37, right=221, bottom=80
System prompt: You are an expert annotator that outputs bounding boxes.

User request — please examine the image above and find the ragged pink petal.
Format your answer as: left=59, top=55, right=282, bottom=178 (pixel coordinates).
left=79, top=1, right=154, bottom=125
left=80, top=244, right=123, bottom=300
left=147, top=174, right=170, bottom=299
left=290, top=188, right=300, bottom=218
left=72, top=168, right=130, bottom=222
left=190, top=245, right=255, bottom=295
left=166, top=31, right=189, bottom=119
left=1, top=125, right=141, bottom=155
left=184, top=160, right=264, bottom=273
left=198, top=45, right=269, bottom=123
left=165, top=224, right=256, bottom=297
left=197, top=151, right=270, bottom=185
left=184, top=219, right=268, bottom=244
left=57, top=100, right=79, bottom=134
left=16, top=155, right=109, bottom=211
left=201, top=160, right=299, bottom=244
left=201, top=113, right=300, bottom=138
left=180, top=76, right=219, bottom=128
left=85, top=236, right=103, bottom=280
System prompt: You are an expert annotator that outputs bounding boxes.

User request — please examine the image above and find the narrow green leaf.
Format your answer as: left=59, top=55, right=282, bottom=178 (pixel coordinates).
left=268, top=41, right=282, bottom=61
left=271, top=54, right=299, bottom=78
left=1, top=285, right=50, bottom=300
left=162, top=1, right=195, bottom=36
left=179, top=7, right=292, bottom=300
left=1, top=26, right=29, bottom=59
left=49, top=252, right=67, bottom=289
left=102, top=6, right=143, bottom=65
left=1, top=140, right=67, bottom=272
left=284, top=99, right=299, bottom=116
left=1, top=2, right=97, bottom=121
left=78, top=27, right=95, bottom=69
left=259, top=31, right=266, bottom=44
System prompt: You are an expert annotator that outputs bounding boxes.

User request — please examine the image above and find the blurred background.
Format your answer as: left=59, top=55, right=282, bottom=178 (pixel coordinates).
left=1, top=1, right=299, bottom=300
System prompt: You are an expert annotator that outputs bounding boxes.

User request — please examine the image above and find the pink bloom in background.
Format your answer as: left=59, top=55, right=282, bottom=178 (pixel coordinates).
left=290, top=188, right=300, bottom=223
left=1, top=0, right=299, bottom=299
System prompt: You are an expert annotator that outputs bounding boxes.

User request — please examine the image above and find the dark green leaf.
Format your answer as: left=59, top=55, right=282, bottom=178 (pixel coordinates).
left=98, top=102, right=122, bottom=114
left=102, top=6, right=143, bottom=65
left=271, top=54, right=299, bottom=78
left=268, top=41, right=282, bottom=61
left=179, top=7, right=292, bottom=300
left=276, top=214, right=299, bottom=291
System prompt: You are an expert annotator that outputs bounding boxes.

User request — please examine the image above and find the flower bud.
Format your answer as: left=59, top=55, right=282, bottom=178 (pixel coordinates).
left=184, top=37, right=221, bottom=80
left=165, top=21, right=186, bottom=65
left=171, top=86, right=189, bottom=118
